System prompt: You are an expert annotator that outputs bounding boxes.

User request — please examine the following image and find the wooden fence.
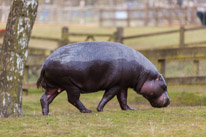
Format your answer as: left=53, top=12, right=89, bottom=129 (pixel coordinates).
left=60, top=27, right=124, bottom=45
left=121, top=26, right=206, bottom=48
left=140, top=47, right=206, bottom=85
left=1, top=26, right=122, bottom=48
left=119, top=25, right=206, bottom=84
left=99, top=6, right=198, bottom=27
left=23, top=48, right=49, bottom=94
left=0, top=4, right=200, bottom=26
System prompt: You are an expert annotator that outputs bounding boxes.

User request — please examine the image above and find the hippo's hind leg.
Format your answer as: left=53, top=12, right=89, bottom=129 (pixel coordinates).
left=97, top=87, right=120, bottom=112
left=66, top=86, right=92, bottom=113
left=117, top=88, right=135, bottom=110
left=40, top=88, right=62, bottom=115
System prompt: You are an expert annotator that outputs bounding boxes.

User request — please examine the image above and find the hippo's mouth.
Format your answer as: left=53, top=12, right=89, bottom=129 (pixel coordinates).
left=149, top=92, right=170, bottom=108
left=150, top=99, right=170, bottom=108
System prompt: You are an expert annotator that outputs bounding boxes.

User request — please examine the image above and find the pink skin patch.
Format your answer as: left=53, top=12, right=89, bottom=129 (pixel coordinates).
left=57, top=88, right=62, bottom=92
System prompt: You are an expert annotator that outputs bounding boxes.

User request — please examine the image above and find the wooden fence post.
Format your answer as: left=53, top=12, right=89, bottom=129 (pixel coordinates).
left=184, top=7, right=188, bottom=25
left=114, top=27, right=124, bottom=43
left=23, top=65, right=29, bottom=83
left=154, top=7, right=159, bottom=26
left=193, top=59, right=199, bottom=76
left=168, top=9, right=172, bottom=26
left=44, top=50, right=51, bottom=56
left=112, top=9, right=116, bottom=26
left=23, top=65, right=29, bottom=95
left=158, top=59, right=166, bottom=76
left=127, top=8, right=130, bottom=27
left=191, top=6, right=197, bottom=25
left=59, top=26, right=69, bottom=47
left=179, top=26, right=185, bottom=48
left=144, top=3, right=149, bottom=26
left=99, top=9, right=103, bottom=27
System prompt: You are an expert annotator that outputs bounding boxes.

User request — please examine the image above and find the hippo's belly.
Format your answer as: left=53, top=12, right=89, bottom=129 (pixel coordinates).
left=44, top=58, right=139, bottom=92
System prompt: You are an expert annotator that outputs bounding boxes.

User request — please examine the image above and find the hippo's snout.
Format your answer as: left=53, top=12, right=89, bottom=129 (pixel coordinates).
left=150, top=92, right=170, bottom=108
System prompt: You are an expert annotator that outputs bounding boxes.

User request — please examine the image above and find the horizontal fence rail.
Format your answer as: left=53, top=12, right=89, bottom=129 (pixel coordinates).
left=166, top=76, right=206, bottom=85
left=122, top=26, right=206, bottom=48
left=140, top=47, right=206, bottom=85
left=99, top=6, right=199, bottom=27
left=122, top=29, right=179, bottom=40
left=31, top=36, right=60, bottom=42
left=61, top=27, right=123, bottom=45
left=0, top=5, right=201, bottom=26
left=140, top=47, right=206, bottom=60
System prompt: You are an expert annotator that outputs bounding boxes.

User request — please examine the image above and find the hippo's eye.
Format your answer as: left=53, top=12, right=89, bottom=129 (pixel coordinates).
left=156, top=75, right=162, bottom=81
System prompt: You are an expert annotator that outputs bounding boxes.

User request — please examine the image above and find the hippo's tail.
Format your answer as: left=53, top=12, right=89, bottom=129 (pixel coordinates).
left=36, top=66, right=47, bottom=89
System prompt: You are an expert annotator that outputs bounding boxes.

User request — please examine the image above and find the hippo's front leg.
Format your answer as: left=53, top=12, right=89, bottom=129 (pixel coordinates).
left=117, top=88, right=135, bottom=110
left=40, top=88, right=61, bottom=115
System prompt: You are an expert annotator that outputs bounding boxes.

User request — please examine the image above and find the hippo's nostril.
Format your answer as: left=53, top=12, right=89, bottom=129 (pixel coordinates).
left=162, top=84, right=167, bottom=91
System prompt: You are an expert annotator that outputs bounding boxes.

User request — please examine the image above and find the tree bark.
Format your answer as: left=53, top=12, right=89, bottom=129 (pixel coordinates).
left=0, top=0, right=38, bottom=117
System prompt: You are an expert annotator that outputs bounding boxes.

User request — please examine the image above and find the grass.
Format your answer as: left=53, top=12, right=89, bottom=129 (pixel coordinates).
left=1, top=107, right=206, bottom=137
left=1, top=86, right=206, bottom=137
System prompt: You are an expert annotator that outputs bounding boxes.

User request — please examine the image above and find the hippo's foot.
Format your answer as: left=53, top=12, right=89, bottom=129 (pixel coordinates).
left=80, top=109, right=92, bottom=113
left=43, top=113, right=50, bottom=116
left=127, top=105, right=136, bottom=110
left=42, top=108, right=49, bottom=115
left=125, top=107, right=136, bottom=111
left=96, top=107, right=103, bottom=112
left=122, top=105, right=136, bottom=111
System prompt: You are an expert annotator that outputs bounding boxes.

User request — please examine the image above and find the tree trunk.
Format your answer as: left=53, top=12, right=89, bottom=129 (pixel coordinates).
left=0, top=0, right=38, bottom=117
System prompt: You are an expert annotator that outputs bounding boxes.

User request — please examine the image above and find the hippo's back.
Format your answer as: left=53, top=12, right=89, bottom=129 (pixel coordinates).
left=46, top=41, right=138, bottom=63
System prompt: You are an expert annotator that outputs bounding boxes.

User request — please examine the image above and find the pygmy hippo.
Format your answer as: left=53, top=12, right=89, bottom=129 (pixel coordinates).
left=37, top=41, right=170, bottom=115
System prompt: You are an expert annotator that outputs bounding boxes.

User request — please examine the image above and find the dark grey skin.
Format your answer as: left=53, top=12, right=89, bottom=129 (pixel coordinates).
left=37, top=41, right=170, bottom=115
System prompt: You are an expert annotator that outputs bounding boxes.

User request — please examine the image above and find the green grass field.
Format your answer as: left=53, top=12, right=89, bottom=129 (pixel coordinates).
left=1, top=86, right=206, bottom=137
left=1, top=24, right=206, bottom=136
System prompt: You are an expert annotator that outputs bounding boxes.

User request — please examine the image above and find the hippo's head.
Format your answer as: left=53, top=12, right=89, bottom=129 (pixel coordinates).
left=139, top=74, right=170, bottom=108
